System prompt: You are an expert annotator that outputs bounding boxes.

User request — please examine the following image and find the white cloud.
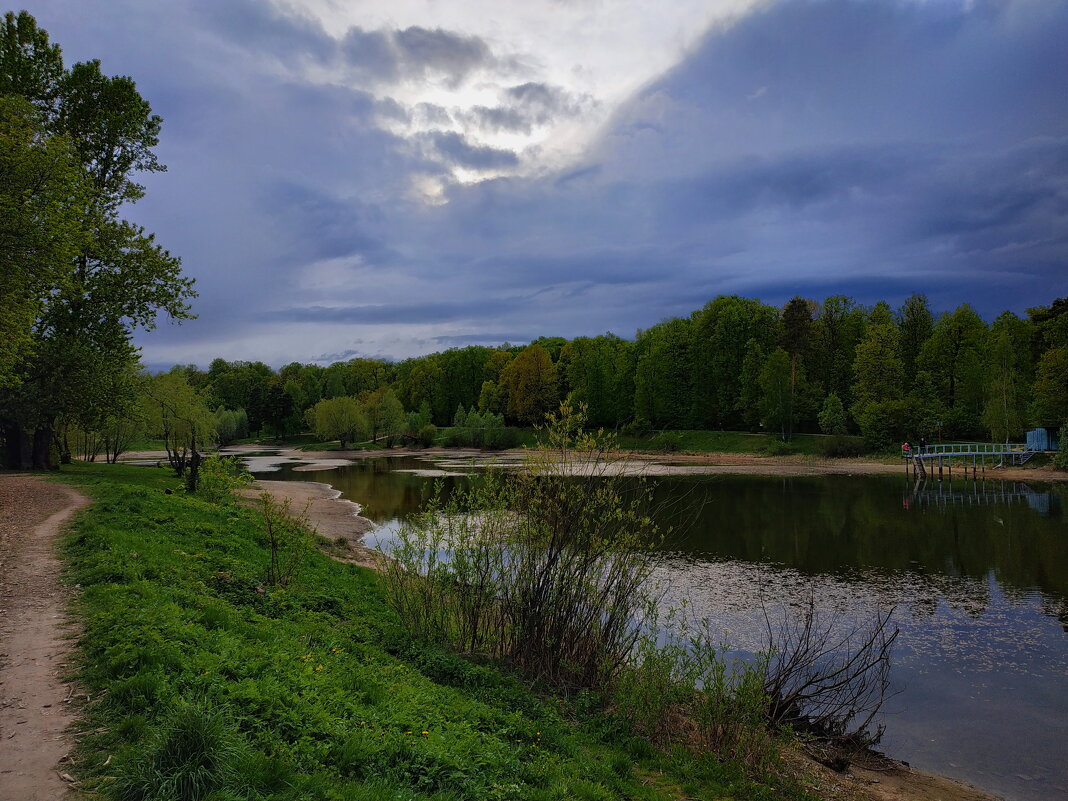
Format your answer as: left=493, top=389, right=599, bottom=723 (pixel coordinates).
left=269, top=0, right=767, bottom=183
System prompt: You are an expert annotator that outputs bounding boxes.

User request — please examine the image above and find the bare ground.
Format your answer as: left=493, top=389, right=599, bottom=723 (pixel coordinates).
left=0, top=475, right=89, bottom=800
left=778, top=747, right=1002, bottom=801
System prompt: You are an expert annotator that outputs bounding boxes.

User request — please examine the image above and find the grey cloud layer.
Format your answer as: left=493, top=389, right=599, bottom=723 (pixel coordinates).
left=30, top=0, right=1068, bottom=365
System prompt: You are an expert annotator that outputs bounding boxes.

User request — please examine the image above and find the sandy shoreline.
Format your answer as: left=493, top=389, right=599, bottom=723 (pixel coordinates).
left=236, top=479, right=383, bottom=570
left=291, top=446, right=1068, bottom=484
left=116, top=442, right=1067, bottom=485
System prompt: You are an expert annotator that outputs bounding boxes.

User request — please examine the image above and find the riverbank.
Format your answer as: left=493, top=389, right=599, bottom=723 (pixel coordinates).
left=258, top=467, right=1004, bottom=801
left=49, top=461, right=835, bottom=800
left=237, top=478, right=382, bottom=570
left=0, top=460, right=1009, bottom=801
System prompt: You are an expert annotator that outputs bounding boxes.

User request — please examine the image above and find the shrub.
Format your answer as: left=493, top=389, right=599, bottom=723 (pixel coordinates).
left=384, top=400, right=663, bottom=690
left=814, top=436, right=866, bottom=458
left=1055, top=423, right=1068, bottom=470
left=763, top=598, right=898, bottom=766
left=195, top=454, right=252, bottom=504
left=259, top=492, right=315, bottom=587
left=417, top=424, right=437, bottom=447
left=613, top=613, right=775, bottom=768
left=763, top=440, right=796, bottom=456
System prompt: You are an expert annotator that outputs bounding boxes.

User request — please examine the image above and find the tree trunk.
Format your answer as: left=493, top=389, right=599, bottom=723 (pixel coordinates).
left=33, top=421, right=57, bottom=470
left=1, top=420, right=30, bottom=469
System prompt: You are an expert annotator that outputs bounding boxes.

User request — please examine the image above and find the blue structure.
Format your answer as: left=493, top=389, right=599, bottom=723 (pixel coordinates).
left=1026, top=427, right=1061, bottom=451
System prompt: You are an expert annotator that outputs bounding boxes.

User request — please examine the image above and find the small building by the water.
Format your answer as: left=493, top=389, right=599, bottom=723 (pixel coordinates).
left=1026, top=427, right=1061, bottom=451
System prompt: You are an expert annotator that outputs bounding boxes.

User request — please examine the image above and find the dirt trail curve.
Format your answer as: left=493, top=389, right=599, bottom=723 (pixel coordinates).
left=0, top=475, right=89, bottom=801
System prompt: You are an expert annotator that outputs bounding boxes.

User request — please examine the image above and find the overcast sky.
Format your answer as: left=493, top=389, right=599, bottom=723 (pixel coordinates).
left=28, top=0, right=1068, bottom=367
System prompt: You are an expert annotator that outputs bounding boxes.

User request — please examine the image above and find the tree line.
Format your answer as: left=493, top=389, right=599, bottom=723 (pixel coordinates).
left=143, top=293, right=1067, bottom=451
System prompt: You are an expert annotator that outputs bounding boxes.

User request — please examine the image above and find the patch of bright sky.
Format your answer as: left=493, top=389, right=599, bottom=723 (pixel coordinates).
left=272, top=0, right=767, bottom=186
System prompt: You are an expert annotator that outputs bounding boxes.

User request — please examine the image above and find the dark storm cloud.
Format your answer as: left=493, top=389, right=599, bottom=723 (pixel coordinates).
left=423, top=132, right=519, bottom=170
left=463, top=83, right=593, bottom=133
left=259, top=181, right=391, bottom=263
left=341, top=25, right=495, bottom=87
left=197, top=0, right=502, bottom=94
left=192, top=0, right=335, bottom=63
left=269, top=297, right=523, bottom=325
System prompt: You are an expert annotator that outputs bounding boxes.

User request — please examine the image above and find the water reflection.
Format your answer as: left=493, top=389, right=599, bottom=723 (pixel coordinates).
left=905, top=477, right=1061, bottom=517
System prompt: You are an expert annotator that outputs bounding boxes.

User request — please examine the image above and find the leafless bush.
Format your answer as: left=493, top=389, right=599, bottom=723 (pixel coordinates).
left=762, top=596, right=898, bottom=764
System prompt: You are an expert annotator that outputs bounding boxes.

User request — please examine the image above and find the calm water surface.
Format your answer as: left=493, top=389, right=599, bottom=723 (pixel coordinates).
left=253, top=454, right=1068, bottom=801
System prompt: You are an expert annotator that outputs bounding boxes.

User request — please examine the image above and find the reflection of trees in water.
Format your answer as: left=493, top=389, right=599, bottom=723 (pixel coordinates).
left=651, top=475, right=1068, bottom=607
left=276, top=462, right=1067, bottom=640
left=291, top=458, right=471, bottom=522
left=1040, top=598, right=1068, bottom=633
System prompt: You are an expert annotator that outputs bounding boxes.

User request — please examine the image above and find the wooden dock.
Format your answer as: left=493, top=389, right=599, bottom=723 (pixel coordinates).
left=903, top=443, right=1034, bottom=479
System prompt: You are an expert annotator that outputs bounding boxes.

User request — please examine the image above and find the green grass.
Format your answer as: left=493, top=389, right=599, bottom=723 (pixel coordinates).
left=55, top=462, right=818, bottom=801
left=616, top=430, right=849, bottom=456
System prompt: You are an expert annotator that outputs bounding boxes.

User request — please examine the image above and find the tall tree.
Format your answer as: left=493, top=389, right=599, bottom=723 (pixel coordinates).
left=0, top=95, right=84, bottom=385
left=851, top=324, right=908, bottom=447
left=897, top=293, right=933, bottom=377
left=0, top=13, right=194, bottom=468
left=812, top=296, right=867, bottom=411
left=143, top=369, right=215, bottom=476
left=499, top=344, right=558, bottom=425
left=983, top=330, right=1026, bottom=443
left=759, top=348, right=794, bottom=441
left=736, top=338, right=765, bottom=431
left=917, top=305, right=987, bottom=437
left=311, top=396, right=365, bottom=449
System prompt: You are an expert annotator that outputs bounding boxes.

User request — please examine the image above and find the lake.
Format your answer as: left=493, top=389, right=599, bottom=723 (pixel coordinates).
left=249, top=452, right=1068, bottom=801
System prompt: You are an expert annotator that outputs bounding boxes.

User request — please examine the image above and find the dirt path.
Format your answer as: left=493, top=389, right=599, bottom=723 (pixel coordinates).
left=0, top=475, right=90, bottom=800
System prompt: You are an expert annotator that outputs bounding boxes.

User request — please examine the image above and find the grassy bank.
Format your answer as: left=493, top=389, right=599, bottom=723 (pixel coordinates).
left=56, top=462, right=816, bottom=801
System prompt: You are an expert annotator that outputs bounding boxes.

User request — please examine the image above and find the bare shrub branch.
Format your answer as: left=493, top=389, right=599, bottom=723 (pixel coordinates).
left=762, top=595, right=899, bottom=762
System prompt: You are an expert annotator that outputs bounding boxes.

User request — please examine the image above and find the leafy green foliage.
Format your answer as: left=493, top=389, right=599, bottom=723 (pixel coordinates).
left=817, top=394, right=848, bottom=436
left=309, top=395, right=365, bottom=448
left=1032, top=347, right=1068, bottom=428
left=196, top=454, right=252, bottom=505
left=143, top=369, right=216, bottom=475
left=759, top=349, right=793, bottom=441
left=498, top=344, right=558, bottom=425
left=443, top=407, right=518, bottom=448
left=1055, top=424, right=1068, bottom=471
